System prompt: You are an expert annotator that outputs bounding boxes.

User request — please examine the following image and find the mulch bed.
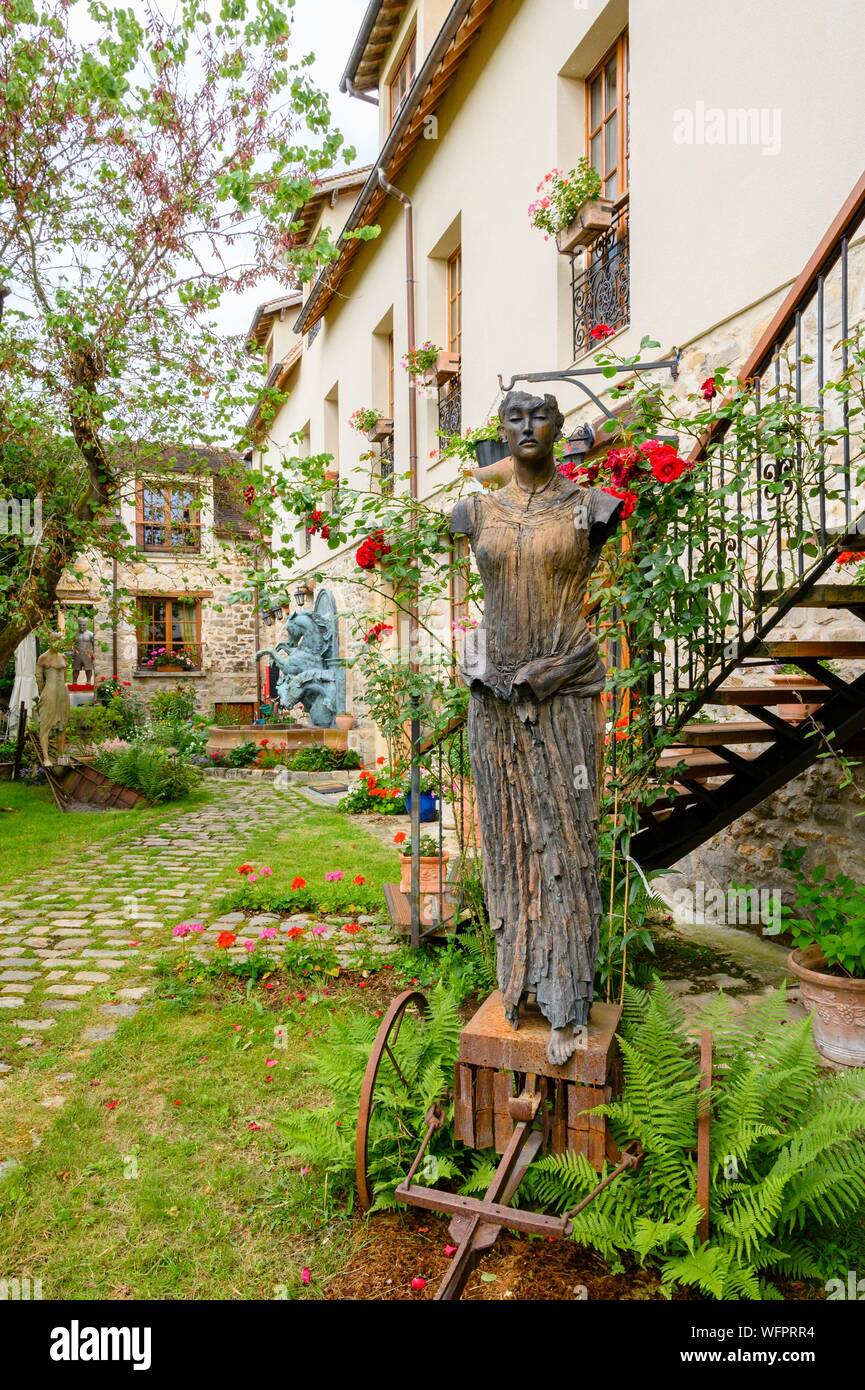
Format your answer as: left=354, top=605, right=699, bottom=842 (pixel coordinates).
left=326, top=1209, right=680, bottom=1301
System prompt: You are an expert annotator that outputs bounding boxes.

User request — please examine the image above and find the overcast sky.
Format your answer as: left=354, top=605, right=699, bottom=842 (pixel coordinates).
left=225, top=0, right=380, bottom=335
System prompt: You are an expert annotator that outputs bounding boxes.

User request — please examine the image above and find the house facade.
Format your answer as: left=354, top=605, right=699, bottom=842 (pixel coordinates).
left=58, top=448, right=260, bottom=718
left=248, top=0, right=865, bottom=880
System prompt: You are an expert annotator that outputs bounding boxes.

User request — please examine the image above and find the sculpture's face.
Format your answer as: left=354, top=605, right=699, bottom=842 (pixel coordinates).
left=500, top=393, right=558, bottom=466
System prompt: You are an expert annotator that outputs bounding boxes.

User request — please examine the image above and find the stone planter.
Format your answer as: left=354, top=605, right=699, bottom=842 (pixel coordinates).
left=206, top=725, right=347, bottom=755
left=788, top=945, right=865, bottom=1066
left=367, top=416, right=393, bottom=444
left=400, top=853, right=450, bottom=895
left=769, top=672, right=822, bottom=720
left=556, top=197, right=614, bottom=255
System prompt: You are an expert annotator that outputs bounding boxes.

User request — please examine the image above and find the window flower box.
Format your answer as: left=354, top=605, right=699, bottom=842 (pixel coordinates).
left=556, top=197, right=614, bottom=255
left=433, top=351, right=460, bottom=385
left=367, top=415, right=393, bottom=444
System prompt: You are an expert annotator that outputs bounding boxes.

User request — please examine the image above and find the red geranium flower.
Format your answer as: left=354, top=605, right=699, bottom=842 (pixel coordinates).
left=291, top=876, right=306, bottom=890
left=344, top=922, right=361, bottom=935
left=237, top=862, right=255, bottom=876
left=589, top=323, right=615, bottom=341
left=836, top=551, right=865, bottom=566
left=216, top=931, right=237, bottom=949
left=353, top=874, right=366, bottom=885
left=393, top=831, right=407, bottom=844
left=287, top=926, right=305, bottom=940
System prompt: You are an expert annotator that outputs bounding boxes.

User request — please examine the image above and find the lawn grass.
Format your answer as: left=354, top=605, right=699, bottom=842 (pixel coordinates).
left=209, top=794, right=403, bottom=918
left=0, top=781, right=214, bottom=888
left=0, top=977, right=363, bottom=1299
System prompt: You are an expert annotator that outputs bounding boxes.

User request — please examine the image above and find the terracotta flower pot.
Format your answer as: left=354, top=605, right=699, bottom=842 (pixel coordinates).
left=400, top=853, right=449, bottom=895
left=556, top=197, right=614, bottom=255
left=434, top=350, right=460, bottom=385
left=769, top=672, right=821, bottom=720
left=788, top=945, right=865, bottom=1066
left=334, top=713, right=356, bottom=731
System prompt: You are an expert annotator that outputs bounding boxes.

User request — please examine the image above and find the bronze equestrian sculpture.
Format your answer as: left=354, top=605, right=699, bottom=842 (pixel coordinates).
left=449, top=390, right=623, bottom=1065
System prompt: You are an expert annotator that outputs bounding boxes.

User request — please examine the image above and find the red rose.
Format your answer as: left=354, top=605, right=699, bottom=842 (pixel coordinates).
left=700, top=377, right=717, bottom=401
left=642, top=439, right=689, bottom=484
left=603, top=486, right=637, bottom=520
left=589, top=323, right=615, bottom=341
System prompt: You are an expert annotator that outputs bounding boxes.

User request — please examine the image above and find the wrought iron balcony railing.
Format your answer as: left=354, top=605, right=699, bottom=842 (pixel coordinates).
left=572, top=201, right=630, bottom=359
left=438, top=372, right=462, bottom=438
left=379, top=432, right=395, bottom=496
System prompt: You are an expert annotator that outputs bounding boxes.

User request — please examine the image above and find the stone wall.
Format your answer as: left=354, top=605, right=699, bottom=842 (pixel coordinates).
left=82, top=538, right=259, bottom=716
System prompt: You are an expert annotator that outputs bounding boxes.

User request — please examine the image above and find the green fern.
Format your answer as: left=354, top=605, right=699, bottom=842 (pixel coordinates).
left=279, top=985, right=469, bottom=1212
left=524, top=982, right=865, bottom=1298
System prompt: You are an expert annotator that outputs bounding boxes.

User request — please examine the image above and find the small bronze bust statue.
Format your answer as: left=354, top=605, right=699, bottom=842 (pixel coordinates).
left=450, top=390, right=624, bottom=1065
left=71, top=615, right=95, bottom=684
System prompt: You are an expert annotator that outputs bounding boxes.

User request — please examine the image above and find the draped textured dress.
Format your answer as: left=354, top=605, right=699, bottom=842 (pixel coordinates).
left=450, top=474, right=623, bottom=1030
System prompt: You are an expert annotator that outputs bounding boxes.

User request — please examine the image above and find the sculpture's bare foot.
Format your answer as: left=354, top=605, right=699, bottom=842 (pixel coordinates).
left=547, top=1024, right=579, bottom=1066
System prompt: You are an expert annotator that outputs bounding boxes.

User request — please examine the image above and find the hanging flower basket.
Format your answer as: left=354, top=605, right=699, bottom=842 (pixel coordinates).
left=556, top=197, right=614, bottom=255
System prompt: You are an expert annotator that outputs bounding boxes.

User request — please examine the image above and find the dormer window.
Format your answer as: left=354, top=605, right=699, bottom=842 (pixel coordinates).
left=389, top=32, right=416, bottom=128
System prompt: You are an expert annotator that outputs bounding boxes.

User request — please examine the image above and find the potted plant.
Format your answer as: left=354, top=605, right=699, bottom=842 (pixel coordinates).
left=438, top=417, right=511, bottom=472
left=143, top=647, right=197, bottom=673
left=767, top=849, right=865, bottom=1066
left=768, top=661, right=825, bottom=719
left=402, top=341, right=442, bottom=381
left=404, top=771, right=438, bottom=822
left=528, top=159, right=611, bottom=256
left=349, top=406, right=392, bottom=443
left=334, top=710, right=356, bottom=732
left=399, top=833, right=450, bottom=895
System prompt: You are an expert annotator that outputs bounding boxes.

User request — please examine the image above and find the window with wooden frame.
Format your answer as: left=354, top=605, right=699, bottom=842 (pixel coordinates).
left=389, top=31, right=416, bottom=129
left=386, top=331, right=395, bottom=418
left=136, top=482, right=201, bottom=553
left=447, top=248, right=462, bottom=356
left=136, top=596, right=202, bottom=670
left=586, top=30, right=629, bottom=202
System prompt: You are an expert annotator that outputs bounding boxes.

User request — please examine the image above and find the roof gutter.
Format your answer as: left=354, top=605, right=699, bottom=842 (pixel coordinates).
left=296, top=0, right=478, bottom=335
left=339, top=0, right=385, bottom=94
left=344, top=76, right=379, bottom=107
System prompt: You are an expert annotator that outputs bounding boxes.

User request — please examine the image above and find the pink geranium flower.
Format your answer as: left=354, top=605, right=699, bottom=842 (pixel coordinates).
left=325, top=871, right=343, bottom=882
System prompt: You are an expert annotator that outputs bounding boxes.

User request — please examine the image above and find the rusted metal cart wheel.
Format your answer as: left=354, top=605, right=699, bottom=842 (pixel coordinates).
left=355, top=989, right=430, bottom=1211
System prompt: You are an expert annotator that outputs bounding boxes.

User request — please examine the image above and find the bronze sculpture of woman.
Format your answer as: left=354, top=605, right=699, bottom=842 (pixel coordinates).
left=449, top=390, right=623, bottom=1065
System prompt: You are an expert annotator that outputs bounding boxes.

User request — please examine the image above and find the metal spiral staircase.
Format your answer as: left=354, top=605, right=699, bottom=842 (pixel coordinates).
left=629, top=171, right=865, bottom=871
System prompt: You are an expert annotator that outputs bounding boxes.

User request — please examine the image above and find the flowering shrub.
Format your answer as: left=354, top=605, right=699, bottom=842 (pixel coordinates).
left=364, top=620, right=394, bottom=644
left=402, top=341, right=441, bottom=377
left=559, top=438, right=692, bottom=521
left=528, top=159, right=602, bottom=238
left=339, top=765, right=406, bottom=816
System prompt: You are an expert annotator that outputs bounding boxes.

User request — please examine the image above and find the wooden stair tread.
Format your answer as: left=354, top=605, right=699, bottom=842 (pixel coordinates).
left=655, top=749, right=759, bottom=780
left=761, top=640, right=865, bottom=658
left=713, top=684, right=831, bottom=705
left=670, top=720, right=797, bottom=746
left=759, top=584, right=865, bottom=608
